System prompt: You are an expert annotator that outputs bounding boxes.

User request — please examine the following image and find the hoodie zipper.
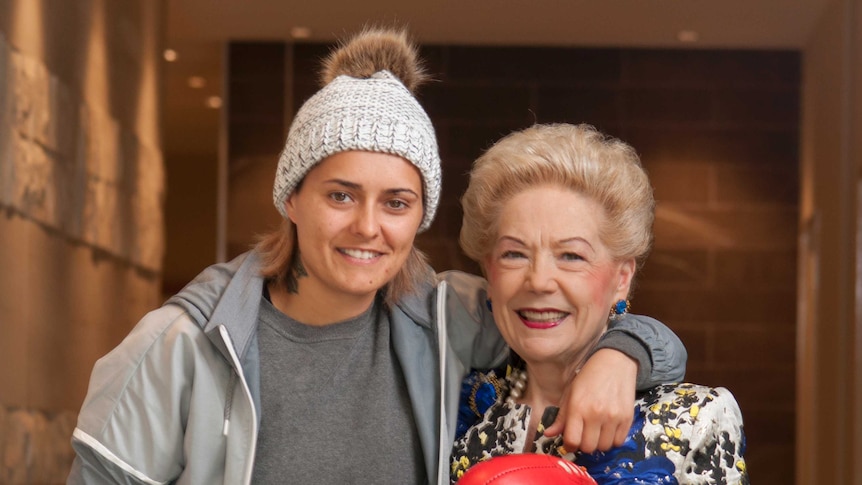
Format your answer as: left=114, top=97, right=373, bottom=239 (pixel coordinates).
left=436, top=280, right=449, bottom=485
left=218, top=325, right=258, bottom=485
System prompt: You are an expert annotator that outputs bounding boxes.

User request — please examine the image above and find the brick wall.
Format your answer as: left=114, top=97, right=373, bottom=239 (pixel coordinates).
left=231, top=42, right=800, bottom=485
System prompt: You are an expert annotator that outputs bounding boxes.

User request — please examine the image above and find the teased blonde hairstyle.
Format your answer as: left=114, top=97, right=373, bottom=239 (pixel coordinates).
left=460, top=123, right=655, bottom=269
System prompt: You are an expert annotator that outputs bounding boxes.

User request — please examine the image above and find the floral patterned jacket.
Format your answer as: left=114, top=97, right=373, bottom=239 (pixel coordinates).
left=451, top=373, right=749, bottom=485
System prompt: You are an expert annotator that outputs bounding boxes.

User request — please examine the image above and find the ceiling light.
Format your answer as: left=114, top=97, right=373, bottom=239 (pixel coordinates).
left=290, top=26, right=312, bottom=40
left=206, top=96, right=223, bottom=109
left=163, top=49, right=178, bottom=62
left=677, top=30, right=699, bottom=43
left=188, top=76, right=207, bottom=89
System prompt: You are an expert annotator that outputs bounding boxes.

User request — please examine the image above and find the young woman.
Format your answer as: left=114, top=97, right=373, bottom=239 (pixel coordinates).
left=68, top=30, right=686, bottom=485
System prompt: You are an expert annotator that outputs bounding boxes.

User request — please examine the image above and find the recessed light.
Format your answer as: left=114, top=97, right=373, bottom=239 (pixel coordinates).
left=206, top=96, right=223, bottom=109
left=677, top=30, right=699, bottom=43
left=291, top=26, right=312, bottom=40
left=188, top=76, right=207, bottom=89
left=163, top=49, right=178, bottom=62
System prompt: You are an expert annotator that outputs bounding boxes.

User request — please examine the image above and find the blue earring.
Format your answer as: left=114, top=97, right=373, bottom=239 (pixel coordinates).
left=486, top=298, right=493, bottom=313
left=609, top=299, right=630, bottom=320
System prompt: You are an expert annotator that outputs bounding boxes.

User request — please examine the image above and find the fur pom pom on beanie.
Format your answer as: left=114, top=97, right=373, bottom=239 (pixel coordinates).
left=272, top=28, right=441, bottom=232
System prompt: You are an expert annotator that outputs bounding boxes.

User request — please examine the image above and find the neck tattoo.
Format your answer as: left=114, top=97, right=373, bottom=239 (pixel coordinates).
left=286, top=253, right=307, bottom=294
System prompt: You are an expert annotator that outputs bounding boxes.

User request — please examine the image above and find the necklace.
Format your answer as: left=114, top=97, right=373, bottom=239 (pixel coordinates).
left=505, top=364, right=582, bottom=406
left=505, top=367, right=528, bottom=405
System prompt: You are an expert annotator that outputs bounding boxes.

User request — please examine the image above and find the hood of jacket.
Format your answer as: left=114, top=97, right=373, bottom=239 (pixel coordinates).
left=166, top=251, right=264, bottom=362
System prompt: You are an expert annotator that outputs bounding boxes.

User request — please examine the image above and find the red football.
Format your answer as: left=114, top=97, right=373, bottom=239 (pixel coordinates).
left=457, top=454, right=597, bottom=484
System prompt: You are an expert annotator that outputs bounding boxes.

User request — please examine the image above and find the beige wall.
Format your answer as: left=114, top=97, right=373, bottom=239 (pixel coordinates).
left=0, top=0, right=164, bottom=482
left=798, top=0, right=862, bottom=483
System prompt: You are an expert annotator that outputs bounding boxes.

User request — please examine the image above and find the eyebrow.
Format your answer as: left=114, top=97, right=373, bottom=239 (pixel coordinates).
left=498, top=235, right=595, bottom=251
left=323, top=179, right=420, bottom=198
left=559, top=237, right=594, bottom=250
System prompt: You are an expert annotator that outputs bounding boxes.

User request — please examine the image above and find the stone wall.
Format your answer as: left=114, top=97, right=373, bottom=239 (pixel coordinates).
left=0, top=32, right=164, bottom=272
left=0, top=408, right=77, bottom=483
left=0, top=1, right=165, bottom=482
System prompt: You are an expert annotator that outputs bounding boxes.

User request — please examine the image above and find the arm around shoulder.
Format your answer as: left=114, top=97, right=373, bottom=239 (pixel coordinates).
left=595, top=313, right=688, bottom=389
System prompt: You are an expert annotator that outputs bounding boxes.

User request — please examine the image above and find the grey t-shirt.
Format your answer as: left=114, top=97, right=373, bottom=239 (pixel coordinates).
left=252, top=294, right=425, bottom=484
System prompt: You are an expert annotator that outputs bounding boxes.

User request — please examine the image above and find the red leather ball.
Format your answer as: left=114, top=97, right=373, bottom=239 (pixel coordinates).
left=457, top=454, right=597, bottom=484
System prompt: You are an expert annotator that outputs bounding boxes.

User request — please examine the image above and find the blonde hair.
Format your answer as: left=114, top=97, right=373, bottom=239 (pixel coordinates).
left=460, top=123, right=654, bottom=269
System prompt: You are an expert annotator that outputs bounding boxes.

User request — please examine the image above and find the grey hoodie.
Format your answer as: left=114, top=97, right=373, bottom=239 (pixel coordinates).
left=68, top=251, right=686, bottom=485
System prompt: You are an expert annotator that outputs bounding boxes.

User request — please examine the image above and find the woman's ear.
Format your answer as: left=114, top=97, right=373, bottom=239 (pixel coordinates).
left=614, top=258, right=636, bottom=300
left=284, top=194, right=298, bottom=224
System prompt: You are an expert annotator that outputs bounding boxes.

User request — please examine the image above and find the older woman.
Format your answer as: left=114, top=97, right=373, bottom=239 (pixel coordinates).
left=451, top=124, right=748, bottom=484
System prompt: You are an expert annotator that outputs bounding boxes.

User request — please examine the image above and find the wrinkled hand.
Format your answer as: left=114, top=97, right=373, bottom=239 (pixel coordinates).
left=543, top=348, right=637, bottom=453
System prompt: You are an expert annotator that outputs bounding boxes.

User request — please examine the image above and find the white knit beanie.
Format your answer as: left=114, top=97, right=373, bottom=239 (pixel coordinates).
left=272, top=69, right=441, bottom=232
